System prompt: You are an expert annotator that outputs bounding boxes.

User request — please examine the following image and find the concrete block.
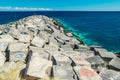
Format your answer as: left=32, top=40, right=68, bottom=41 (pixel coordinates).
left=86, top=56, right=105, bottom=71
left=0, top=34, right=15, bottom=43
left=49, top=36, right=59, bottom=46
left=0, top=42, right=8, bottom=51
left=86, top=56, right=104, bottom=65
left=8, top=43, right=28, bottom=52
left=38, top=31, right=50, bottom=42
left=25, top=22, right=36, bottom=28
left=100, top=68, right=120, bottom=80
left=74, top=66, right=103, bottom=80
left=29, top=46, right=50, bottom=60
left=26, top=57, right=52, bottom=79
left=18, top=34, right=31, bottom=43
left=44, top=43, right=59, bottom=54
left=60, top=45, right=73, bottom=51
left=9, top=28, right=19, bottom=39
left=10, top=51, right=27, bottom=62
left=60, top=33, right=71, bottom=41
left=44, top=26, right=54, bottom=34
left=79, top=50, right=95, bottom=58
left=55, top=36, right=65, bottom=45
left=76, top=45, right=90, bottom=51
left=62, top=51, right=80, bottom=57
left=31, top=36, right=45, bottom=47
left=52, top=53, right=72, bottom=65
left=70, top=38, right=80, bottom=45
left=65, top=32, right=73, bottom=37
left=70, top=56, right=91, bottom=66
left=109, top=57, right=120, bottom=71
left=94, top=48, right=116, bottom=59
left=53, top=65, right=75, bottom=80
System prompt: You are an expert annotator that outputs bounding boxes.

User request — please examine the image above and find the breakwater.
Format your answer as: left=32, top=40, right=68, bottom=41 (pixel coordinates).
left=0, top=15, right=120, bottom=80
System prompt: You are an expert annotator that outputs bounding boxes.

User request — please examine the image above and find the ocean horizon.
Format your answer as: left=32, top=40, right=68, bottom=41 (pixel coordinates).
left=0, top=11, right=120, bottom=53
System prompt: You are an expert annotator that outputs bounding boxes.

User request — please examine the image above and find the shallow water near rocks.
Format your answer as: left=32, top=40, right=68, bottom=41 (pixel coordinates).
left=0, top=11, right=120, bottom=53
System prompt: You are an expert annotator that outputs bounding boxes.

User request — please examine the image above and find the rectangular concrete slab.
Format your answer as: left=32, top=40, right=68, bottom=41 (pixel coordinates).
left=62, top=51, right=80, bottom=57
left=9, top=28, right=19, bottom=39
left=79, top=50, right=95, bottom=59
left=55, top=36, right=65, bottom=45
left=74, top=66, right=103, bottom=80
left=100, top=68, right=120, bottom=80
left=60, top=45, right=73, bottom=51
left=31, top=36, right=45, bottom=47
left=38, top=31, right=50, bottom=42
left=94, top=48, right=116, bottom=59
left=29, top=46, right=50, bottom=60
left=26, top=57, right=52, bottom=79
left=70, top=38, right=80, bottom=44
left=53, top=65, right=75, bottom=80
left=70, top=56, right=91, bottom=66
left=18, top=34, right=31, bottom=43
left=86, top=56, right=105, bottom=71
left=44, top=43, right=59, bottom=54
left=52, top=53, right=72, bottom=65
left=8, top=43, right=29, bottom=52
left=0, top=34, right=15, bottom=43
left=86, top=55, right=104, bottom=65
left=109, top=57, right=120, bottom=71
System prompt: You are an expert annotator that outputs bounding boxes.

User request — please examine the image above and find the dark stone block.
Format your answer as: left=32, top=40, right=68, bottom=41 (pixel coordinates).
left=86, top=55, right=105, bottom=71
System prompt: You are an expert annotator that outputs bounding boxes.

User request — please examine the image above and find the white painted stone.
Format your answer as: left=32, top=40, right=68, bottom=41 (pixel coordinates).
left=70, top=56, right=91, bottom=66
left=65, top=32, right=73, bottom=37
left=0, top=42, right=8, bottom=51
left=52, top=53, right=72, bottom=65
left=18, top=34, right=31, bottom=43
left=0, top=34, right=15, bottom=43
left=0, top=30, right=3, bottom=35
left=53, top=65, right=75, bottom=80
left=44, top=43, right=59, bottom=54
left=26, top=57, right=52, bottom=79
left=31, top=36, right=45, bottom=47
left=8, top=43, right=29, bottom=52
left=109, top=57, right=120, bottom=70
left=0, top=51, right=5, bottom=68
left=100, top=68, right=120, bottom=80
left=29, top=46, right=50, bottom=60
left=25, top=22, right=36, bottom=28
left=60, top=45, right=73, bottom=51
left=9, top=28, right=19, bottom=39
left=39, top=31, right=50, bottom=42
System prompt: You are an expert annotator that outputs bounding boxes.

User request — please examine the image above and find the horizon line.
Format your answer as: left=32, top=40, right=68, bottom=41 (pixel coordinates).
left=1, top=10, right=120, bottom=12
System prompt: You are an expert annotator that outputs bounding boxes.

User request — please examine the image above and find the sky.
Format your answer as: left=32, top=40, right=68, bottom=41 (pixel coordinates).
left=0, top=0, right=120, bottom=11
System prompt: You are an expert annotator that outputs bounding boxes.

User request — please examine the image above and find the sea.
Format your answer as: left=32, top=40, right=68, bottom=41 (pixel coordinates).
left=0, top=11, right=120, bottom=53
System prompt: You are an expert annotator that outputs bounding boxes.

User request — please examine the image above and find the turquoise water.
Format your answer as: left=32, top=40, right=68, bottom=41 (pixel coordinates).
left=55, top=18, right=100, bottom=46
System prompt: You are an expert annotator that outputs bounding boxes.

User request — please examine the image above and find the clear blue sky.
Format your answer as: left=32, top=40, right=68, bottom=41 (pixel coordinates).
left=0, top=0, right=120, bottom=11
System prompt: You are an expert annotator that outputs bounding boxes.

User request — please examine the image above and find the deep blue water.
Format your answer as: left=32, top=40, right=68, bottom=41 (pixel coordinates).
left=0, top=11, right=120, bottom=53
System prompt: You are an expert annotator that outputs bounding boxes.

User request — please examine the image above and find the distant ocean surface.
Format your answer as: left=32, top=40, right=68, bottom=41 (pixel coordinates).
left=0, top=11, right=120, bottom=53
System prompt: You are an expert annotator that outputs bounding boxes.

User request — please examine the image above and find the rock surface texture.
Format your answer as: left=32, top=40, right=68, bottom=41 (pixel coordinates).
left=0, top=15, right=119, bottom=80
